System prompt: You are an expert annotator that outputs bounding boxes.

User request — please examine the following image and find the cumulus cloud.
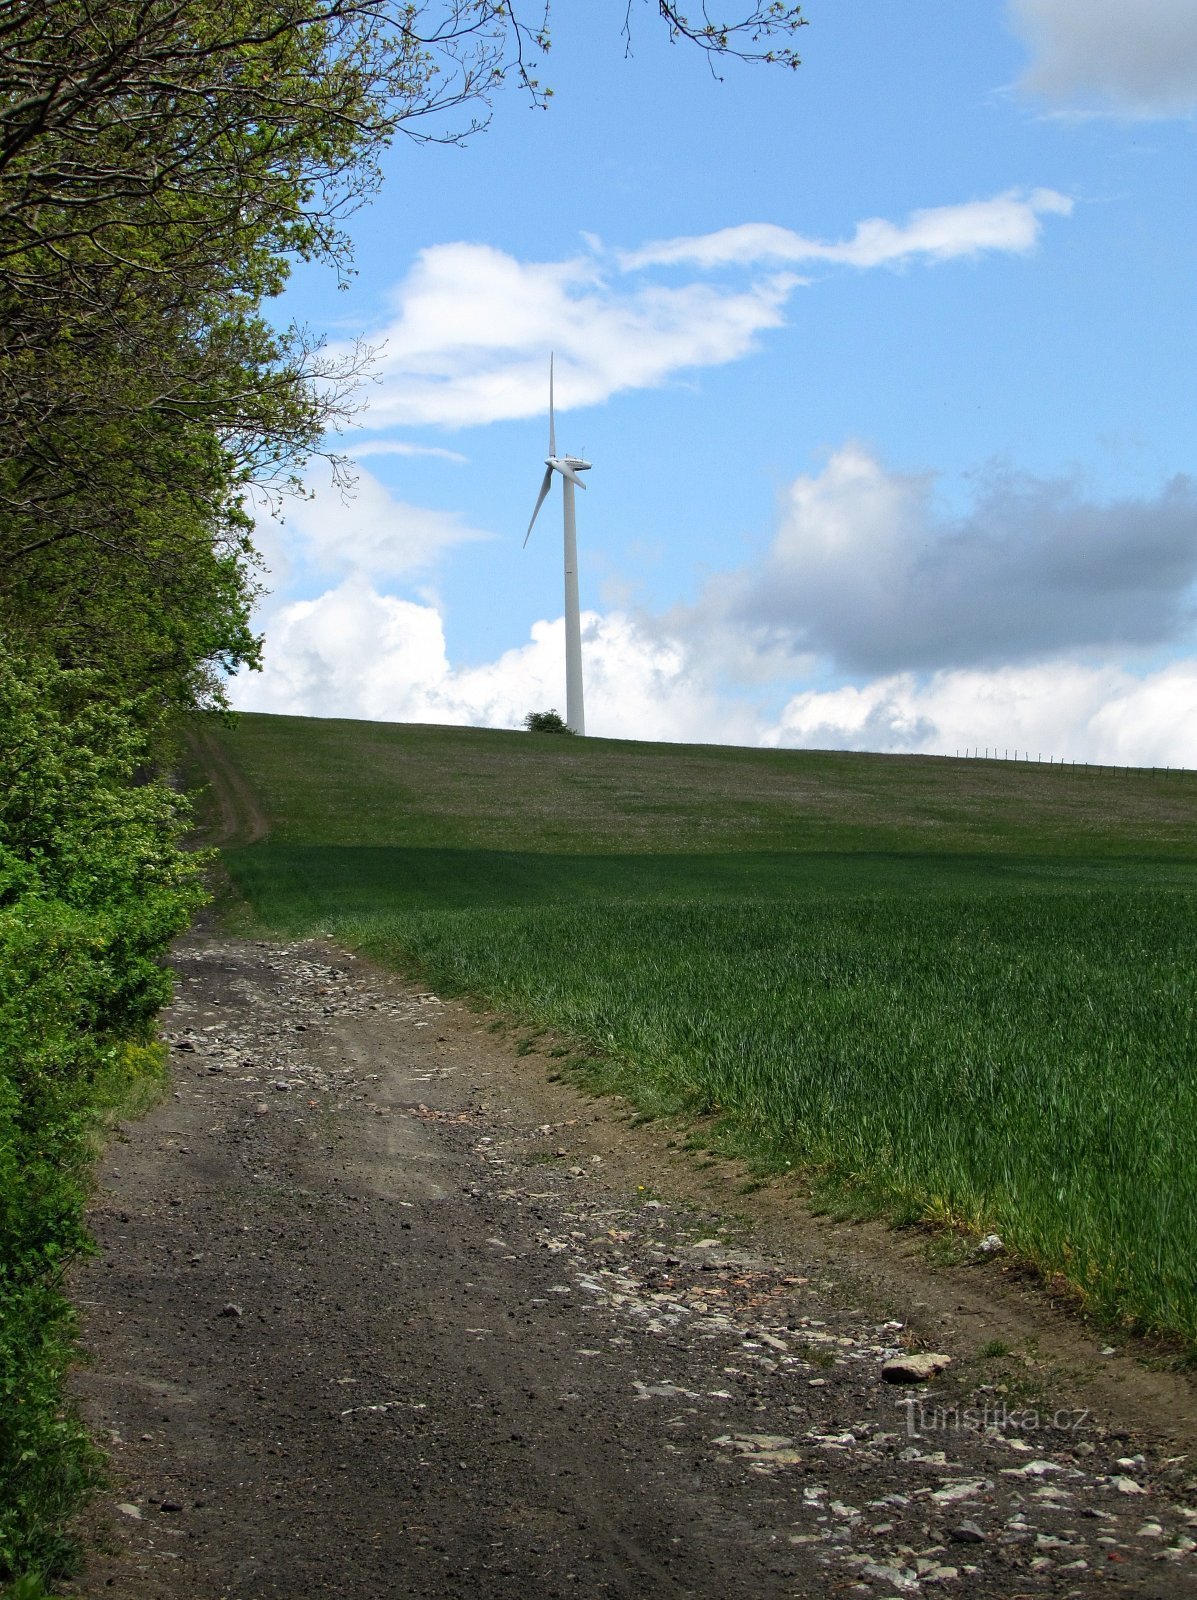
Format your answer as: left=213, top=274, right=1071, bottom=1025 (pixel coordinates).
left=349, top=242, right=794, bottom=429
left=236, top=430, right=1197, bottom=768
left=255, top=458, right=488, bottom=582
left=339, top=190, right=1072, bottom=431
left=1009, top=0, right=1197, bottom=117
left=232, top=577, right=1197, bottom=766
left=686, top=445, right=1197, bottom=675
left=621, top=190, right=1072, bottom=271
left=235, top=442, right=1197, bottom=766
left=233, top=580, right=742, bottom=744
left=766, top=660, right=1197, bottom=767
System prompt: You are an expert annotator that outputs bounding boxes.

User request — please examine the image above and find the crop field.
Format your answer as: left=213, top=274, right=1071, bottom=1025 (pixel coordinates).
left=203, top=714, right=1197, bottom=1344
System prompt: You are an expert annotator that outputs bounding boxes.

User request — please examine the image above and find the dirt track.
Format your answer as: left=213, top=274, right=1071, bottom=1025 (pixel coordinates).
left=64, top=926, right=1197, bottom=1598
left=183, top=728, right=271, bottom=847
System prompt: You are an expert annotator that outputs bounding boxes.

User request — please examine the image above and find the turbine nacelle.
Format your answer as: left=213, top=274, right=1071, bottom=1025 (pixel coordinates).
left=546, top=454, right=590, bottom=488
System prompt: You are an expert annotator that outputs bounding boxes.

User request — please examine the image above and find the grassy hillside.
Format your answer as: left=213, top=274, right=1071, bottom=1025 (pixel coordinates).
left=205, top=714, right=1197, bottom=1344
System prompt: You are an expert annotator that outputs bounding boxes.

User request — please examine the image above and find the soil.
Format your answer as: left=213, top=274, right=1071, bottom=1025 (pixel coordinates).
left=64, top=932, right=1196, bottom=1599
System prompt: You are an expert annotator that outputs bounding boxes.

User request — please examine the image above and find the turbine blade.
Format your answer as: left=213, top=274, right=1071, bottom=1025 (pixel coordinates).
left=523, top=466, right=554, bottom=546
left=548, top=353, right=556, bottom=459
left=556, top=462, right=587, bottom=489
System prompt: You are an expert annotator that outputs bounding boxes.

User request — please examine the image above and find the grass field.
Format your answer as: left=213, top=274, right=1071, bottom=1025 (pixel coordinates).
left=204, top=714, right=1197, bottom=1344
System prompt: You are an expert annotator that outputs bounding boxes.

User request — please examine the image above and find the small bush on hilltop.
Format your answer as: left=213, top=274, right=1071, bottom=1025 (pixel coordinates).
left=523, top=710, right=576, bottom=735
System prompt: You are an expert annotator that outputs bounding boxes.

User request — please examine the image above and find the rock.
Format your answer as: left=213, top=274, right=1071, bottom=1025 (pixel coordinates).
left=975, top=1233, right=1003, bottom=1254
left=272, top=1079, right=291, bottom=1091
left=931, top=1478, right=989, bottom=1505
left=1110, top=1475, right=1147, bottom=1494
left=881, top=1352, right=952, bottom=1382
left=175, top=1038, right=196, bottom=1052
left=714, top=1433, right=804, bottom=1469
left=160, top=1500, right=183, bottom=1513
left=948, top=1521, right=986, bottom=1544
left=116, top=1502, right=142, bottom=1520
left=217, top=1302, right=243, bottom=1319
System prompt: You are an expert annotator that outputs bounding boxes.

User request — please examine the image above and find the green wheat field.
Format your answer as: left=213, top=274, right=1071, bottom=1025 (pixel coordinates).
left=203, top=715, right=1197, bottom=1344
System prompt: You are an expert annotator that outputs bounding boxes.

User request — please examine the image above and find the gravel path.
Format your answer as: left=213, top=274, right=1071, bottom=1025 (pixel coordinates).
left=65, top=934, right=1196, bottom=1598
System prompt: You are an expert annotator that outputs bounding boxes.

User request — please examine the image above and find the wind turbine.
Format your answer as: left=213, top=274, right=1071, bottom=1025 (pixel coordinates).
left=523, top=354, right=590, bottom=735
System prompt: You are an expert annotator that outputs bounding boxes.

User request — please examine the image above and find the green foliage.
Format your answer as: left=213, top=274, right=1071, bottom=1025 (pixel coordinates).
left=0, top=647, right=201, bottom=1584
left=209, top=716, right=1197, bottom=1346
left=523, top=709, right=576, bottom=734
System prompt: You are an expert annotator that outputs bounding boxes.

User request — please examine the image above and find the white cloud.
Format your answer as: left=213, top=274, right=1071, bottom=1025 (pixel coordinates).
left=350, top=241, right=794, bottom=429
left=685, top=445, right=1197, bottom=675
left=1009, top=0, right=1197, bottom=117
left=344, top=438, right=468, bottom=464
left=233, top=580, right=741, bottom=743
left=255, top=458, right=488, bottom=582
left=621, top=190, right=1072, bottom=271
left=766, top=661, right=1197, bottom=767
left=338, top=190, right=1071, bottom=431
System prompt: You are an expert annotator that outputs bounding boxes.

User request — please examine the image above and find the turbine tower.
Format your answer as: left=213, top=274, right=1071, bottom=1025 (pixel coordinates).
left=524, top=354, right=590, bottom=735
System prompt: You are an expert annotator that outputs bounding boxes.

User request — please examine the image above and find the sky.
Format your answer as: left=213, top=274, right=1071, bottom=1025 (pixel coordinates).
left=231, top=0, right=1197, bottom=765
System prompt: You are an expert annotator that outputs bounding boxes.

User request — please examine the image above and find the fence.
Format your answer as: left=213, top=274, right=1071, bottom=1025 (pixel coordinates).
left=951, top=748, right=1190, bottom=778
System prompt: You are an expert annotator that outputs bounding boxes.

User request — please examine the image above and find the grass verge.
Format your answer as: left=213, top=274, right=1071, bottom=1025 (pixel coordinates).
left=1, top=1042, right=169, bottom=1591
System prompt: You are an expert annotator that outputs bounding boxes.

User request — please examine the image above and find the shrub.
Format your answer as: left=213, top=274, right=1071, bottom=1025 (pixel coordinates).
left=0, top=646, right=203, bottom=1584
left=523, top=709, right=575, bottom=734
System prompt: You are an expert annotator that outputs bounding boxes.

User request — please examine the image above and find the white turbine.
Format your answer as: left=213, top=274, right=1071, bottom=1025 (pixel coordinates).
left=523, top=353, right=590, bottom=735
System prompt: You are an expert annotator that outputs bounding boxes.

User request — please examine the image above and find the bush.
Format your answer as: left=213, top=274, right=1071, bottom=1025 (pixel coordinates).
left=523, top=709, right=575, bottom=734
left=0, top=645, right=203, bottom=1585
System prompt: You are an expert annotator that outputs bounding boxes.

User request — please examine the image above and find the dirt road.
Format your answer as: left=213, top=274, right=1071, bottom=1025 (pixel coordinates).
left=66, top=934, right=1196, bottom=1598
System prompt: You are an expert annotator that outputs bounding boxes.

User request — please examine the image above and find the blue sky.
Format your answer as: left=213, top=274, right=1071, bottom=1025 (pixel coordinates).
left=234, top=0, right=1197, bottom=763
